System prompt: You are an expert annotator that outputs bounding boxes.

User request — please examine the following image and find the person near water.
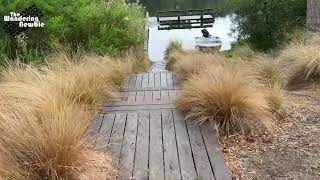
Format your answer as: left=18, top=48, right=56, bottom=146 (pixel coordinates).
left=201, top=29, right=211, bottom=38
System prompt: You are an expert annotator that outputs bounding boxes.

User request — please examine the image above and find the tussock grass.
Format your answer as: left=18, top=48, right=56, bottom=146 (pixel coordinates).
left=176, top=64, right=274, bottom=135
left=267, top=85, right=283, bottom=111
left=169, top=50, right=229, bottom=81
left=279, top=44, right=320, bottom=85
left=164, top=39, right=182, bottom=60
left=243, top=55, right=284, bottom=87
left=0, top=52, right=147, bottom=179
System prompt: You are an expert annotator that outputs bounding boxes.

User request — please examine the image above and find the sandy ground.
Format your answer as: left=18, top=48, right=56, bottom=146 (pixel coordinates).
left=221, top=84, right=320, bottom=180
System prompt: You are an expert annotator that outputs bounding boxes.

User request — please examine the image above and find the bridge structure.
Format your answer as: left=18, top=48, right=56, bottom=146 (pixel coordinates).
left=156, top=9, right=215, bottom=30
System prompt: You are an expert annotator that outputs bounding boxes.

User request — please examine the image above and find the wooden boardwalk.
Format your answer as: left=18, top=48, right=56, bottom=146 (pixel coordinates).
left=87, top=71, right=231, bottom=180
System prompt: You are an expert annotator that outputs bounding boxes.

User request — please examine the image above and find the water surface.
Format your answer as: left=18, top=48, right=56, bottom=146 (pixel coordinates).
left=131, top=0, right=236, bottom=63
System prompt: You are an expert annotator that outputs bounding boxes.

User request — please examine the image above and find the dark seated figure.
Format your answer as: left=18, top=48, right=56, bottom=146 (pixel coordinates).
left=201, top=29, right=211, bottom=38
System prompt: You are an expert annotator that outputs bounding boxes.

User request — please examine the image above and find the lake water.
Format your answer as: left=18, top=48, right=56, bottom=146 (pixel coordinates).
left=131, top=0, right=236, bottom=63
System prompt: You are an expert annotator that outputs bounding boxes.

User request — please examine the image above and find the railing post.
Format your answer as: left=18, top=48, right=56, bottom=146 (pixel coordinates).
left=156, top=12, right=159, bottom=22
left=200, top=10, right=204, bottom=27
left=178, top=11, right=181, bottom=28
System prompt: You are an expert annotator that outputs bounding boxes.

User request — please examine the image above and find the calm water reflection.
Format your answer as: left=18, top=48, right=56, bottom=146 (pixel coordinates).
left=130, top=0, right=235, bottom=63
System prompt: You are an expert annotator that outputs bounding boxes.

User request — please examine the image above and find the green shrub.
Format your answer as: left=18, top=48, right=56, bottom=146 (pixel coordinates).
left=232, top=0, right=306, bottom=51
left=0, top=0, right=145, bottom=63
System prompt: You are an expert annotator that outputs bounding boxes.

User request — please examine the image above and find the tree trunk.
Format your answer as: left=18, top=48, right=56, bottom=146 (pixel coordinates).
left=307, top=0, right=320, bottom=31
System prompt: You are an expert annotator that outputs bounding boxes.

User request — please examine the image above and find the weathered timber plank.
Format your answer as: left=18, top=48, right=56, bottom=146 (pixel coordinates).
left=149, top=111, right=164, bottom=180
left=85, top=113, right=104, bottom=141
left=119, top=112, right=139, bottom=179
left=187, top=123, right=215, bottom=180
left=168, top=90, right=177, bottom=100
left=148, top=72, right=155, bottom=88
left=166, top=72, right=174, bottom=87
left=108, top=113, right=128, bottom=163
left=160, top=72, right=167, bottom=87
left=101, top=104, right=175, bottom=113
left=127, top=92, right=137, bottom=103
left=154, top=72, right=161, bottom=88
left=136, top=91, right=145, bottom=103
left=135, top=74, right=143, bottom=89
left=152, top=90, right=161, bottom=102
left=162, top=110, right=181, bottom=179
left=173, top=110, right=197, bottom=179
left=95, top=113, right=116, bottom=150
left=142, top=73, right=149, bottom=88
left=160, top=90, right=169, bottom=101
left=144, top=91, right=153, bottom=104
left=121, top=86, right=181, bottom=92
left=201, top=122, right=231, bottom=180
left=133, top=111, right=150, bottom=179
left=103, top=100, right=174, bottom=107
left=129, top=75, right=137, bottom=89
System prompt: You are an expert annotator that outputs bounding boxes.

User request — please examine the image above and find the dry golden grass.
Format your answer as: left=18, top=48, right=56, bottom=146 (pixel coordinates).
left=176, top=63, right=274, bottom=135
left=168, top=50, right=229, bottom=81
left=0, top=52, right=147, bottom=179
left=166, top=50, right=185, bottom=71
left=267, top=85, right=283, bottom=111
left=240, top=55, right=284, bottom=87
left=279, top=44, right=320, bottom=85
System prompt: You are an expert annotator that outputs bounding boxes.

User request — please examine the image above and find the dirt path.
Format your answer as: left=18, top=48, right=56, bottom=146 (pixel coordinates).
left=222, top=85, right=320, bottom=180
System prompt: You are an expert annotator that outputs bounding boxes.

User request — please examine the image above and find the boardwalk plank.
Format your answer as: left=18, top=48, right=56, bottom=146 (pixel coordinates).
left=85, top=113, right=104, bottom=140
left=119, top=112, right=139, bottom=179
left=152, top=90, right=161, bottom=102
left=148, top=72, right=155, bottom=88
left=133, top=111, right=150, bottom=180
left=154, top=72, right=161, bottom=87
left=144, top=91, right=153, bottom=104
left=149, top=111, right=164, bottom=180
left=142, top=73, right=149, bottom=88
left=201, top=122, right=232, bottom=180
left=129, top=75, right=137, bottom=89
left=101, top=103, right=175, bottom=113
left=168, top=90, right=177, bottom=100
left=136, top=91, right=145, bottom=103
left=127, top=92, right=137, bottom=103
left=167, top=72, right=174, bottom=87
left=121, top=86, right=181, bottom=92
left=135, top=74, right=143, bottom=89
left=95, top=113, right=116, bottom=150
left=162, top=110, right=181, bottom=180
left=108, top=113, right=128, bottom=163
left=104, top=100, right=173, bottom=107
left=160, top=72, right=167, bottom=87
left=173, top=111, right=197, bottom=179
left=187, top=123, right=215, bottom=180
left=160, top=90, right=169, bottom=101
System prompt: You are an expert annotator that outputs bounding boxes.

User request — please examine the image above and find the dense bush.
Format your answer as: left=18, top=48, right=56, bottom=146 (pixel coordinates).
left=0, top=0, right=145, bottom=62
left=232, top=0, right=307, bottom=50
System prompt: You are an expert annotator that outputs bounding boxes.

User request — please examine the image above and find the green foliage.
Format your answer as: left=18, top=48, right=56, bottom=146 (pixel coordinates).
left=232, top=0, right=307, bottom=50
left=164, top=39, right=182, bottom=60
left=0, top=0, right=145, bottom=63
